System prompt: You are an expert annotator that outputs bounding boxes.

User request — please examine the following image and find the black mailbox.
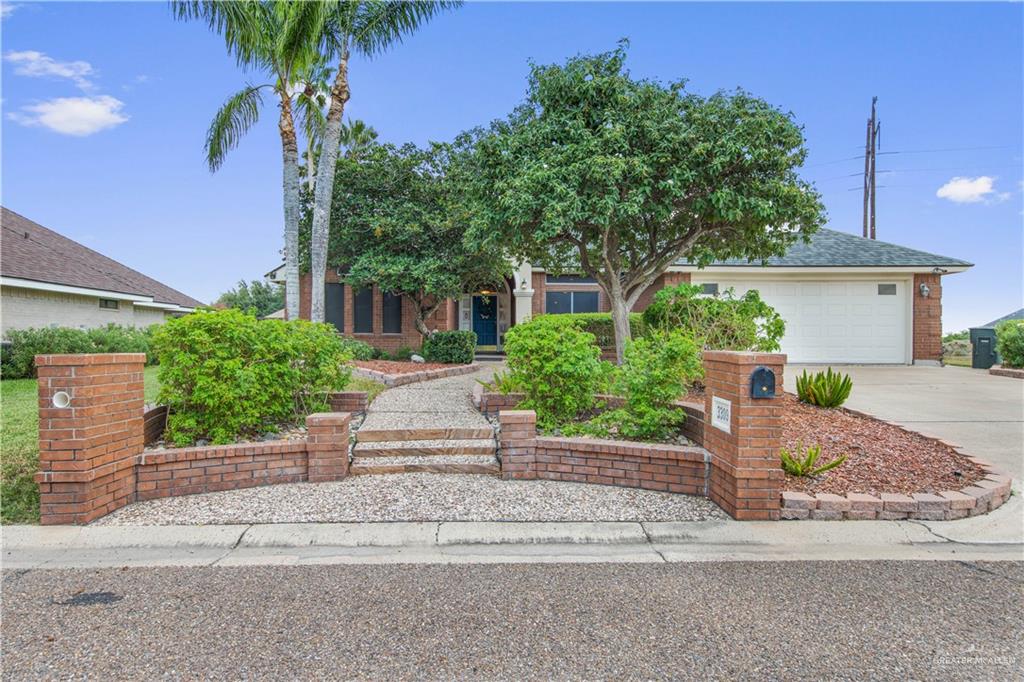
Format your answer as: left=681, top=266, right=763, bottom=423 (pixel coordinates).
left=750, top=366, right=776, bottom=399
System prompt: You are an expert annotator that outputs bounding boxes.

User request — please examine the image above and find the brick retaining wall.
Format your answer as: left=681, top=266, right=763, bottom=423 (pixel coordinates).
left=35, top=353, right=356, bottom=525
left=142, top=405, right=168, bottom=446
left=352, top=362, right=479, bottom=387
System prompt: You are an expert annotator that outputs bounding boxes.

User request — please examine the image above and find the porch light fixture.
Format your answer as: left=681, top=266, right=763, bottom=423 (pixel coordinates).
left=480, top=289, right=494, bottom=295
left=919, top=282, right=931, bottom=298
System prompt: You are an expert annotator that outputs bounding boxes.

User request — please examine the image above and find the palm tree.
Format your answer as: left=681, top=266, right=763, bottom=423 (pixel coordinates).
left=340, top=118, right=378, bottom=160
left=299, top=0, right=462, bottom=322
left=173, top=1, right=323, bottom=322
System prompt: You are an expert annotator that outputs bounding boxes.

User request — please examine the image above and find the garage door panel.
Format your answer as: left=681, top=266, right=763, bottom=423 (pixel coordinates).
left=695, top=277, right=907, bottom=364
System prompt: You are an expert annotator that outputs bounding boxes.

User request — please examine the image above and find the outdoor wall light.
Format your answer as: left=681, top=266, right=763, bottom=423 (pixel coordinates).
left=52, top=391, right=71, bottom=409
left=919, top=282, right=931, bottom=298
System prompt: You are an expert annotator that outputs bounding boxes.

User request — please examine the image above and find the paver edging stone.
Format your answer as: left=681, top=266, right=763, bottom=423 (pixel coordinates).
left=352, top=363, right=479, bottom=387
left=780, top=465, right=1012, bottom=521
left=989, top=365, right=1024, bottom=379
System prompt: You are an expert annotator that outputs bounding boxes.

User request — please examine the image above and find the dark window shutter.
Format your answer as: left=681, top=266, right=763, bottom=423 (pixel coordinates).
left=383, top=292, right=402, bottom=333
left=354, top=287, right=373, bottom=333
left=545, top=291, right=572, bottom=314
left=325, top=283, right=345, bottom=332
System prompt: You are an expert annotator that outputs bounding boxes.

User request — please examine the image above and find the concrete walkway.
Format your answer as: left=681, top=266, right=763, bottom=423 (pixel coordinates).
left=797, top=364, right=1024, bottom=479
left=5, top=485, right=1020, bottom=568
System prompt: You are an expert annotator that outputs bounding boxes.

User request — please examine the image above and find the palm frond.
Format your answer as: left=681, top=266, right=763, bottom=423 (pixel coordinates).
left=205, top=85, right=267, bottom=172
left=351, top=1, right=462, bottom=57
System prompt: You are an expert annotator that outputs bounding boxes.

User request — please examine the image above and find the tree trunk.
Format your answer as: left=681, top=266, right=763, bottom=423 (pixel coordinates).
left=308, top=49, right=350, bottom=323
left=278, top=96, right=301, bottom=321
left=608, top=291, right=632, bottom=365
left=413, top=296, right=441, bottom=341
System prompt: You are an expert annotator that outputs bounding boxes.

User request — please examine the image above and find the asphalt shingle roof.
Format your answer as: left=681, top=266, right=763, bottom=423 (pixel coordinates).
left=677, top=228, right=973, bottom=268
left=1, top=207, right=203, bottom=308
left=982, top=308, right=1024, bottom=328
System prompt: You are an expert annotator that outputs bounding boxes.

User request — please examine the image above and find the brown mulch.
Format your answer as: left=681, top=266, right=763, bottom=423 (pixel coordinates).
left=353, top=360, right=462, bottom=375
left=778, top=393, right=985, bottom=496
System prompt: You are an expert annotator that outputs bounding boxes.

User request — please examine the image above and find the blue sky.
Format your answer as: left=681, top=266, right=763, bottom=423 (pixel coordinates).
left=2, top=1, right=1021, bottom=332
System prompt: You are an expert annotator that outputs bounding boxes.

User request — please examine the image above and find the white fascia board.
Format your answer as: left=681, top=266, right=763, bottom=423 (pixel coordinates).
left=0, top=276, right=153, bottom=302
left=133, top=301, right=195, bottom=313
left=668, top=265, right=970, bottom=276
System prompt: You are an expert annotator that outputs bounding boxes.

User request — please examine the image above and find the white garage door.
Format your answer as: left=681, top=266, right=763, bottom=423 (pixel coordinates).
left=693, top=278, right=909, bottom=364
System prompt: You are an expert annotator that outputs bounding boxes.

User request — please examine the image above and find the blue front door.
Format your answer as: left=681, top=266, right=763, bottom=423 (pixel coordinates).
left=472, top=295, right=497, bottom=347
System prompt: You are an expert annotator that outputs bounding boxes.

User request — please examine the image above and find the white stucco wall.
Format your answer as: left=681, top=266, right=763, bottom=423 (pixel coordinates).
left=1, top=286, right=171, bottom=335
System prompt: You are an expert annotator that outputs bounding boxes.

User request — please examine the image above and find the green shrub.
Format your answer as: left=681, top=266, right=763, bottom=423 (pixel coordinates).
left=152, top=309, right=351, bottom=446
left=423, top=330, right=476, bottom=364
left=575, top=331, right=701, bottom=440
left=796, top=368, right=853, bottom=408
left=338, top=337, right=375, bottom=361
left=504, top=317, right=607, bottom=428
left=780, top=442, right=847, bottom=477
left=995, top=320, right=1024, bottom=368
left=481, top=369, right=524, bottom=395
left=532, top=313, right=645, bottom=350
left=642, top=283, right=785, bottom=352
left=942, top=330, right=968, bottom=344
left=1, top=324, right=155, bottom=379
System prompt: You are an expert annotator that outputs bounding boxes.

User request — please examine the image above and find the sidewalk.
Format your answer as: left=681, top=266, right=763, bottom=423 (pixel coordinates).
left=4, top=488, right=1020, bottom=569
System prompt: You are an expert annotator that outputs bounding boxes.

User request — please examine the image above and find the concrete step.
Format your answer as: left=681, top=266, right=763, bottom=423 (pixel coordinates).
left=353, top=439, right=496, bottom=457
left=356, top=427, right=494, bottom=442
left=350, top=454, right=500, bottom=476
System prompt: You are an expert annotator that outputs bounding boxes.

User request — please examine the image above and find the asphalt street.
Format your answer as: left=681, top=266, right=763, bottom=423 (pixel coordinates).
left=2, top=561, right=1021, bottom=680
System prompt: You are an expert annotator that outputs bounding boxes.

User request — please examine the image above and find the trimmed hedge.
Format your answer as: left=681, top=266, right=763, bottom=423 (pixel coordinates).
left=423, top=330, right=476, bottom=364
left=1, top=324, right=155, bottom=379
left=152, top=309, right=352, bottom=446
left=996, top=320, right=1024, bottom=368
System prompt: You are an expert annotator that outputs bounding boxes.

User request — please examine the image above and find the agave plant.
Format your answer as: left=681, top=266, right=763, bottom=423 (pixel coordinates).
left=780, top=442, right=847, bottom=477
left=795, top=368, right=853, bottom=408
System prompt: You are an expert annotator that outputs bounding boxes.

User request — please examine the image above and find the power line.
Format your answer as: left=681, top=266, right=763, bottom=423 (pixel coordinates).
left=808, top=144, right=1013, bottom=168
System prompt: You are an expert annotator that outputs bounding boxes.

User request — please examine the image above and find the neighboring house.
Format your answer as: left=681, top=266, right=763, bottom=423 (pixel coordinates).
left=980, top=308, right=1024, bottom=328
left=1, top=208, right=202, bottom=335
left=275, top=228, right=971, bottom=365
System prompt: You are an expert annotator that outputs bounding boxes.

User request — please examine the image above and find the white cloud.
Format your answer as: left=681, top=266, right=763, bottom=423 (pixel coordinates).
left=4, top=50, right=94, bottom=90
left=935, top=176, right=1006, bottom=204
left=8, top=95, right=128, bottom=136
left=1, top=3, right=19, bottom=19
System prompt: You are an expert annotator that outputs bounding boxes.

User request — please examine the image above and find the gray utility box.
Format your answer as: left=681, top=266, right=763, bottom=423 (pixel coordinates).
left=969, top=327, right=999, bottom=369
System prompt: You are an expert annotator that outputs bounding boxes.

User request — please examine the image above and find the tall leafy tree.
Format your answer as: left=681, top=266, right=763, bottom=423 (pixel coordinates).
left=173, top=0, right=323, bottom=322
left=339, top=118, right=378, bottom=159
left=318, top=142, right=507, bottom=339
left=216, top=279, right=285, bottom=318
left=462, top=45, right=826, bottom=362
left=299, top=0, right=462, bottom=323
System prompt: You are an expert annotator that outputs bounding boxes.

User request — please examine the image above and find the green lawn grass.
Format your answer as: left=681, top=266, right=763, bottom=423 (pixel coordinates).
left=943, top=355, right=972, bottom=367
left=1, top=367, right=383, bottom=524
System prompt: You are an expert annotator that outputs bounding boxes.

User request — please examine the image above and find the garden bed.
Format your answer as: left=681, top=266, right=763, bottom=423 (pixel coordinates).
left=354, top=360, right=458, bottom=374
left=352, top=361, right=480, bottom=387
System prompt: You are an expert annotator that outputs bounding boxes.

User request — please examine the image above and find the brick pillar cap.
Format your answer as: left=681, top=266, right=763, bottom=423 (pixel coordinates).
left=35, top=353, right=147, bottom=366
left=702, top=350, right=787, bottom=364
left=307, top=412, right=351, bottom=425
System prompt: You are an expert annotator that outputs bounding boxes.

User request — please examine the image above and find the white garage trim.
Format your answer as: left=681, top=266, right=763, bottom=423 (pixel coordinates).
left=690, top=273, right=914, bottom=364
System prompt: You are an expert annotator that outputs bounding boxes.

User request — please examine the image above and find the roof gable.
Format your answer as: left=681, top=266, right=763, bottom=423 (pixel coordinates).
left=678, top=228, right=973, bottom=268
left=1, top=207, right=203, bottom=308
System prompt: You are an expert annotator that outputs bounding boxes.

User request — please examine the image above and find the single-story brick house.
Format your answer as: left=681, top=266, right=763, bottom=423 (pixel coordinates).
left=1, top=207, right=202, bottom=335
left=273, top=228, right=971, bottom=365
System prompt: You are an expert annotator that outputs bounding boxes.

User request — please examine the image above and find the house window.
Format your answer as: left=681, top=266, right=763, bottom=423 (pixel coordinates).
left=877, top=284, right=897, bottom=295
left=701, top=283, right=719, bottom=296
left=545, top=291, right=599, bottom=314
left=354, top=287, right=373, bottom=333
left=325, top=283, right=344, bottom=332
left=382, top=292, right=402, bottom=333
left=99, top=298, right=119, bottom=310
left=545, top=274, right=597, bottom=284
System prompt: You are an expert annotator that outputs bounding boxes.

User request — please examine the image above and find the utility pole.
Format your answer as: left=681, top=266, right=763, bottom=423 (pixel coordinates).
left=862, top=96, right=879, bottom=239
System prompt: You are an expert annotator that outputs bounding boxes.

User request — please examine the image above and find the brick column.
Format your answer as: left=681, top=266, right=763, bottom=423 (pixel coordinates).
left=913, top=273, right=942, bottom=364
left=306, top=412, right=350, bottom=482
left=35, top=353, right=146, bottom=525
left=498, top=410, right=537, bottom=479
left=702, top=351, right=786, bottom=520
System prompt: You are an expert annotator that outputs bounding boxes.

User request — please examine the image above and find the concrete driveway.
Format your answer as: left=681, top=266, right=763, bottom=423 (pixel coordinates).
left=794, top=365, right=1023, bottom=479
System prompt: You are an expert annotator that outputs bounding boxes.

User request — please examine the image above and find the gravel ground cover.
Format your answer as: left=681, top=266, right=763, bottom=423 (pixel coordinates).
left=4, top=562, right=1021, bottom=679
left=93, top=473, right=727, bottom=525
left=354, top=360, right=463, bottom=374
left=780, top=394, right=986, bottom=496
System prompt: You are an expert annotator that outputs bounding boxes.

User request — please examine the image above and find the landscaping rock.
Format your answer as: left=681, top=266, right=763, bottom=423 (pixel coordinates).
left=410, top=354, right=425, bottom=363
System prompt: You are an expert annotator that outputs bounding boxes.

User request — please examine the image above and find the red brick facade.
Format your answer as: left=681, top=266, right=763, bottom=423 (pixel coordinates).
left=36, top=353, right=356, bottom=525
left=913, top=273, right=942, bottom=363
